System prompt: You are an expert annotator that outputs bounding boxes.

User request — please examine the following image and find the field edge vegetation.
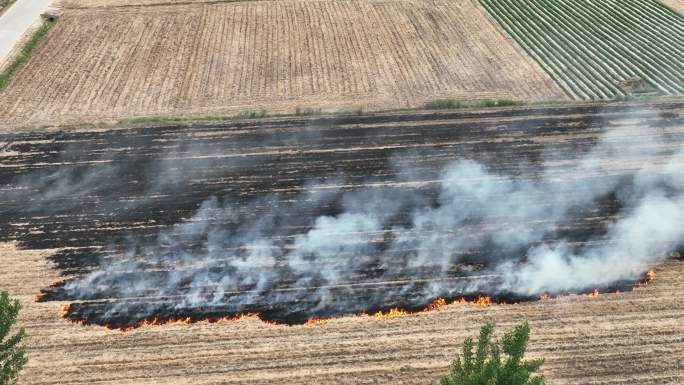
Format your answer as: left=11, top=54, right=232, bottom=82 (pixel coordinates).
left=4, top=95, right=683, bottom=133
left=0, top=19, right=55, bottom=93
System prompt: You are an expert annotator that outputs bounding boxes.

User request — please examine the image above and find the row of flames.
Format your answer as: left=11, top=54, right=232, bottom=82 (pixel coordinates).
left=306, top=295, right=494, bottom=325
left=52, top=269, right=655, bottom=332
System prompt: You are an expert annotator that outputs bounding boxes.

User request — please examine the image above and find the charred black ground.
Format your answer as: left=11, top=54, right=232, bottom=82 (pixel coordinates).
left=2, top=102, right=682, bottom=328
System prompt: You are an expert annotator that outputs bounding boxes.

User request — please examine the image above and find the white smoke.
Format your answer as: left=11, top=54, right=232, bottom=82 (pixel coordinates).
left=34, top=107, right=684, bottom=321
left=499, top=145, right=684, bottom=294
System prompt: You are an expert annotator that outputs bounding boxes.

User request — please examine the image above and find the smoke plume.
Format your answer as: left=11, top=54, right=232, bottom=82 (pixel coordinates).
left=46, top=109, right=684, bottom=323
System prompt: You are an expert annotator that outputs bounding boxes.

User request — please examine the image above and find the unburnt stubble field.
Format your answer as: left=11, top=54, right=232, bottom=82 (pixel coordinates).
left=3, top=246, right=684, bottom=385
left=0, top=0, right=564, bottom=127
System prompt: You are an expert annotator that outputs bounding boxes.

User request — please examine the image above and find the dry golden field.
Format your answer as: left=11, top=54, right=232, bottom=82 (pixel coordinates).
left=57, top=0, right=208, bottom=7
left=4, top=240, right=684, bottom=385
left=0, top=0, right=565, bottom=127
left=662, top=0, right=684, bottom=13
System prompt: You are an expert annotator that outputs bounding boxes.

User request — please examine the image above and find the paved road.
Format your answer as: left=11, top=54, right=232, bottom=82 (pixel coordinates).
left=0, top=0, right=53, bottom=64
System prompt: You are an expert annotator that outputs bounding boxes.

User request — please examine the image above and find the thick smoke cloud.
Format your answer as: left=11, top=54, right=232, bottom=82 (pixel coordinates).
left=497, top=143, right=684, bottom=294
left=52, top=110, right=684, bottom=322
left=4, top=107, right=676, bottom=322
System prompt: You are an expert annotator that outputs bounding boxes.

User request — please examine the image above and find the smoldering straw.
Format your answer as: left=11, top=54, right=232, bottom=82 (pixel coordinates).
left=47, top=111, right=684, bottom=324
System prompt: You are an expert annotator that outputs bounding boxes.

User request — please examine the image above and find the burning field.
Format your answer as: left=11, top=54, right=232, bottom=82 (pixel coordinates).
left=1, top=102, right=684, bottom=383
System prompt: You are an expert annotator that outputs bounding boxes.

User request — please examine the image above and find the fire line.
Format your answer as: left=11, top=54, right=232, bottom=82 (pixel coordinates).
left=52, top=269, right=655, bottom=332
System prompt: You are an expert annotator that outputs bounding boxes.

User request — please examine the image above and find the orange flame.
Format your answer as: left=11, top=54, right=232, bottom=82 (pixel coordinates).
left=59, top=268, right=660, bottom=331
left=305, top=318, right=331, bottom=325
left=60, top=304, right=70, bottom=318
left=634, top=269, right=656, bottom=289
left=373, top=307, right=408, bottom=318
left=473, top=296, right=492, bottom=307
left=423, top=297, right=447, bottom=312
left=107, top=313, right=264, bottom=332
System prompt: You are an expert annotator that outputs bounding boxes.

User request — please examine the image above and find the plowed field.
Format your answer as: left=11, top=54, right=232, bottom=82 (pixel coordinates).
left=2, top=103, right=684, bottom=384
left=0, top=0, right=564, bottom=128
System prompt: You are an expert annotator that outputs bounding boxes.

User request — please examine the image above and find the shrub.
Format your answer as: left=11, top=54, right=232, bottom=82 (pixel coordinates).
left=425, top=99, right=462, bottom=109
left=479, top=99, right=516, bottom=107
left=425, top=99, right=517, bottom=110
left=295, top=107, right=323, bottom=116
left=235, top=110, right=267, bottom=119
left=440, top=321, right=545, bottom=385
left=0, top=291, right=27, bottom=385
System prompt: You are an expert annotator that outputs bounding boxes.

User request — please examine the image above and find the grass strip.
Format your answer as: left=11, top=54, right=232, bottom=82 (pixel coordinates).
left=424, top=98, right=517, bottom=110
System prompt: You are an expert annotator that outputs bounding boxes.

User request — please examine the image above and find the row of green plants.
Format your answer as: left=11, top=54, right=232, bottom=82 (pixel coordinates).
left=480, top=0, right=594, bottom=100
left=536, top=0, right=682, bottom=92
left=480, top=0, right=684, bottom=100
left=115, top=99, right=523, bottom=126
left=424, top=98, right=517, bottom=110
left=1, top=289, right=545, bottom=385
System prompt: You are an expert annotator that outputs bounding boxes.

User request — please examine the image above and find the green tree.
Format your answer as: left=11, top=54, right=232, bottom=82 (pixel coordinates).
left=441, top=321, right=545, bottom=385
left=0, top=291, right=27, bottom=385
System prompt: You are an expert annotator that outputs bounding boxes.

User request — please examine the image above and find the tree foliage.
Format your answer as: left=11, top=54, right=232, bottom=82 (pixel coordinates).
left=0, top=291, right=27, bottom=385
left=441, top=321, right=545, bottom=385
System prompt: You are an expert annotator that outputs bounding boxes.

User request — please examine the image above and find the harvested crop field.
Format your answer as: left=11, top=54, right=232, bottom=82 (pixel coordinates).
left=57, top=0, right=208, bottom=7
left=0, top=0, right=565, bottom=127
left=481, top=0, right=684, bottom=100
left=2, top=103, right=684, bottom=384
left=661, top=0, right=684, bottom=14
left=3, top=240, right=684, bottom=385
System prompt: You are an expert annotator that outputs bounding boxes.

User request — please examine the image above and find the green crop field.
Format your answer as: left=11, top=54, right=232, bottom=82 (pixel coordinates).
left=480, top=0, right=684, bottom=100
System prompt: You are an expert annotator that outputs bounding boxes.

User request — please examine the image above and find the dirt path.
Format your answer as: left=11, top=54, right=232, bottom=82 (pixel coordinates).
left=0, top=0, right=53, bottom=64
